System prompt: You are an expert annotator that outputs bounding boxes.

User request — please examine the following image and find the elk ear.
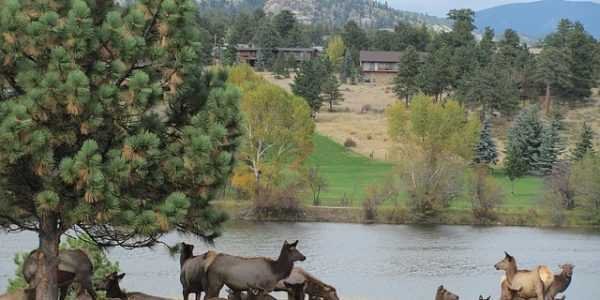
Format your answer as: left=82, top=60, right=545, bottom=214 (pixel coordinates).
left=117, top=273, right=126, bottom=280
left=291, top=240, right=299, bottom=247
left=437, top=285, right=444, bottom=291
left=284, top=240, right=290, bottom=246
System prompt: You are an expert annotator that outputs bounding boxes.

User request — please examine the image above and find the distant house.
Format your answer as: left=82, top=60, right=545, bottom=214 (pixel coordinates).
left=359, top=51, right=402, bottom=74
left=236, top=45, right=321, bottom=66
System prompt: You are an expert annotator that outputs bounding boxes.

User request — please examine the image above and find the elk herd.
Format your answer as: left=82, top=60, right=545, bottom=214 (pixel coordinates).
left=0, top=242, right=574, bottom=300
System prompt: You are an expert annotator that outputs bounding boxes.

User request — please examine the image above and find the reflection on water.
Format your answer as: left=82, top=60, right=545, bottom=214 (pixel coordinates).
left=2, top=222, right=600, bottom=299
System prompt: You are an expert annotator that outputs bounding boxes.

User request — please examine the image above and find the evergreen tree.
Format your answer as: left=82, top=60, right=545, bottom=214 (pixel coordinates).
left=536, top=121, right=563, bottom=175
left=505, top=106, right=544, bottom=173
left=458, top=57, right=519, bottom=117
left=473, top=118, right=498, bottom=166
left=505, top=134, right=529, bottom=194
left=272, top=54, right=289, bottom=79
left=253, top=20, right=280, bottom=70
left=342, top=21, right=368, bottom=62
left=321, top=74, right=344, bottom=112
left=418, top=46, right=454, bottom=101
left=478, top=27, right=496, bottom=67
left=223, top=28, right=239, bottom=66
left=0, top=1, right=242, bottom=298
left=340, top=50, right=356, bottom=84
left=498, top=29, right=522, bottom=68
left=573, top=122, right=594, bottom=160
left=545, top=19, right=596, bottom=101
left=273, top=10, right=297, bottom=40
left=533, top=47, right=573, bottom=114
left=393, top=46, right=420, bottom=106
left=292, top=58, right=326, bottom=117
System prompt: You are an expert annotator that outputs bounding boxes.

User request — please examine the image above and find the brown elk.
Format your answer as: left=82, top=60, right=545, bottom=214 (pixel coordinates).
left=545, top=264, right=574, bottom=300
left=274, top=267, right=339, bottom=300
left=97, top=272, right=173, bottom=300
left=495, top=252, right=553, bottom=300
left=180, top=242, right=218, bottom=300
left=204, top=240, right=306, bottom=300
left=435, top=285, right=459, bottom=300
left=23, top=249, right=96, bottom=300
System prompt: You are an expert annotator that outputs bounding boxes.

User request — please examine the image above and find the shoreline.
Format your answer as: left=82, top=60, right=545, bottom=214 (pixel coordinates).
left=215, top=201, right=600, bottom=230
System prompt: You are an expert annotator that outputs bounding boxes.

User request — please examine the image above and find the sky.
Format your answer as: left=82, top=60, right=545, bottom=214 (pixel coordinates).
left=388, top=0, right=600, bottom=17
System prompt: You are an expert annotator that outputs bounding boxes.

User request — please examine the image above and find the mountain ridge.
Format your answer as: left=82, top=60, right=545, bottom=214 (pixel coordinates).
left=475, top=0, right=600, bottom=39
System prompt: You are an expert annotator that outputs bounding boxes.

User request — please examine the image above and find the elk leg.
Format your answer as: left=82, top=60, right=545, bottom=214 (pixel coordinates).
left=59, top=286, right=68, bottom=300
left=536, top=282, right=545, bottom=300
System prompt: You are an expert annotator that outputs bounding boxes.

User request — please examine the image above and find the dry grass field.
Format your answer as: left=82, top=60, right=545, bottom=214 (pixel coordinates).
left=262, top=72, right=600, bottom=162
left=261, top=72, right=398, bottom=160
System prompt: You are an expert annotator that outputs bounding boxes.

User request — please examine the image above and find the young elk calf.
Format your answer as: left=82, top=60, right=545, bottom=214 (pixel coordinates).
left=97, top=272, right=173, bottom=300
left=435, top=285, right=459, bottom=300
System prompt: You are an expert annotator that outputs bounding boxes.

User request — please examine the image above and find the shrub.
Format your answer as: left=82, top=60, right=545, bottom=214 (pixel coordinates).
left=344, top=138, right=357, bottom=148
left=467, top=166, right=504, bottom=224
left=362, top=185, right=384, bottom=222
left=252, top=184, right=304, bottom=219
left=303, top=167, right=327, bottom=206
left=398, top=159, right=465, bottom=222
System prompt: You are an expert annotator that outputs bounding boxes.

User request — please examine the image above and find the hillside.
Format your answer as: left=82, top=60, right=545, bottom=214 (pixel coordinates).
left=475, top=0, right=600, bottom=39
left=196, top=0, right=451, bottom=29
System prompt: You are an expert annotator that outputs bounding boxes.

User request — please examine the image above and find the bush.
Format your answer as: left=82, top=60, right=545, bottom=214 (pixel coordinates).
left=467, top=166, right=503, bottom=224
left=252, top=184, right=304, bottom=219
left=398, top=159, right=465, bottom=222
left=344, top=138, right=357, bottom=148
left=362, top=185, right=384, bottom=222
left=303, top=167, right=327, bottom=206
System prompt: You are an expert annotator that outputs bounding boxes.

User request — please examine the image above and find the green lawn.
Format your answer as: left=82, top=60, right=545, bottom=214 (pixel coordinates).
left=451, top=170, right=544, bottom=210
left=305, top=134, right=394, bottom=206
left=306, top=133, right=544, bottom=210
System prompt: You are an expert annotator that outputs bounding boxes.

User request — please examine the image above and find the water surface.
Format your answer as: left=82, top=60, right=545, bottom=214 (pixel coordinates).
left=1, top=222, right=599, bottom=299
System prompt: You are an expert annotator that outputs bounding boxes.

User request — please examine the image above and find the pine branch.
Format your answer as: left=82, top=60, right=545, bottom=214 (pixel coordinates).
left=114, top=0, right=164, bottom=88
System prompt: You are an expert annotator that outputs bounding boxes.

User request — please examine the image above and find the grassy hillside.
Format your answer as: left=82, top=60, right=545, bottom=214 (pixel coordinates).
left=306, top=133, right=545, bottom=210
left=305, top=134, right=394, bottom=206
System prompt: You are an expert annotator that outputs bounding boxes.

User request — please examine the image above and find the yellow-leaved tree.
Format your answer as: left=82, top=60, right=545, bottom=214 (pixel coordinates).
left=326, top=35, right=346, bottom=70
left=228, top=65, right=315, bottom=197
left=386, top=95, right=480, bottom=219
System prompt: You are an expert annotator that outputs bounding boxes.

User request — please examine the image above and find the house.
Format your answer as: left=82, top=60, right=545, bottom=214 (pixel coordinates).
left=359, top=51, right=402, bottom=73
left=235, top=45, right=321, bottom=66
left=359, top=50, right=427, bottom=83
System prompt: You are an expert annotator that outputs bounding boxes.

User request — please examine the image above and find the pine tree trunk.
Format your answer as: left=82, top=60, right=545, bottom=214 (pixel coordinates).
left=544, top=82, right=551, bottom=115
left=36, top=213, right=60, bottom=300
left=405, top=95, right=409, bottom=107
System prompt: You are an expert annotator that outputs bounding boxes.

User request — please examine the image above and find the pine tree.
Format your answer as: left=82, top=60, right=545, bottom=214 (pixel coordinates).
left=340, top=50, right=356, bottom=84
left=393, top=46, right=420, bottom=106
left=0, top=1, right=242, bottom=298
left=321, top=74, right=344, bottom=112
left=536, top=121, right=563, bottom=175
left=253, top=20, right=280, bottom=70
left=458, top=56, right=519, bottom=117
left=533, top=47, right=573, bottom=114
left=478, top=27, right=496, bottom=67
left=473, top=118, right=498, bottom=166
left=292, top=59, right=325, bottom=117
left=272, top=54, right=289, bottom=79
left=573, top=122, right=594, bottom=160
left=505, top=106, right=544, bottom=173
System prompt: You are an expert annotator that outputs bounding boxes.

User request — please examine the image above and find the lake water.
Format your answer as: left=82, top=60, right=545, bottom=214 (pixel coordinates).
left=1, top=222, right=600, bottom=300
